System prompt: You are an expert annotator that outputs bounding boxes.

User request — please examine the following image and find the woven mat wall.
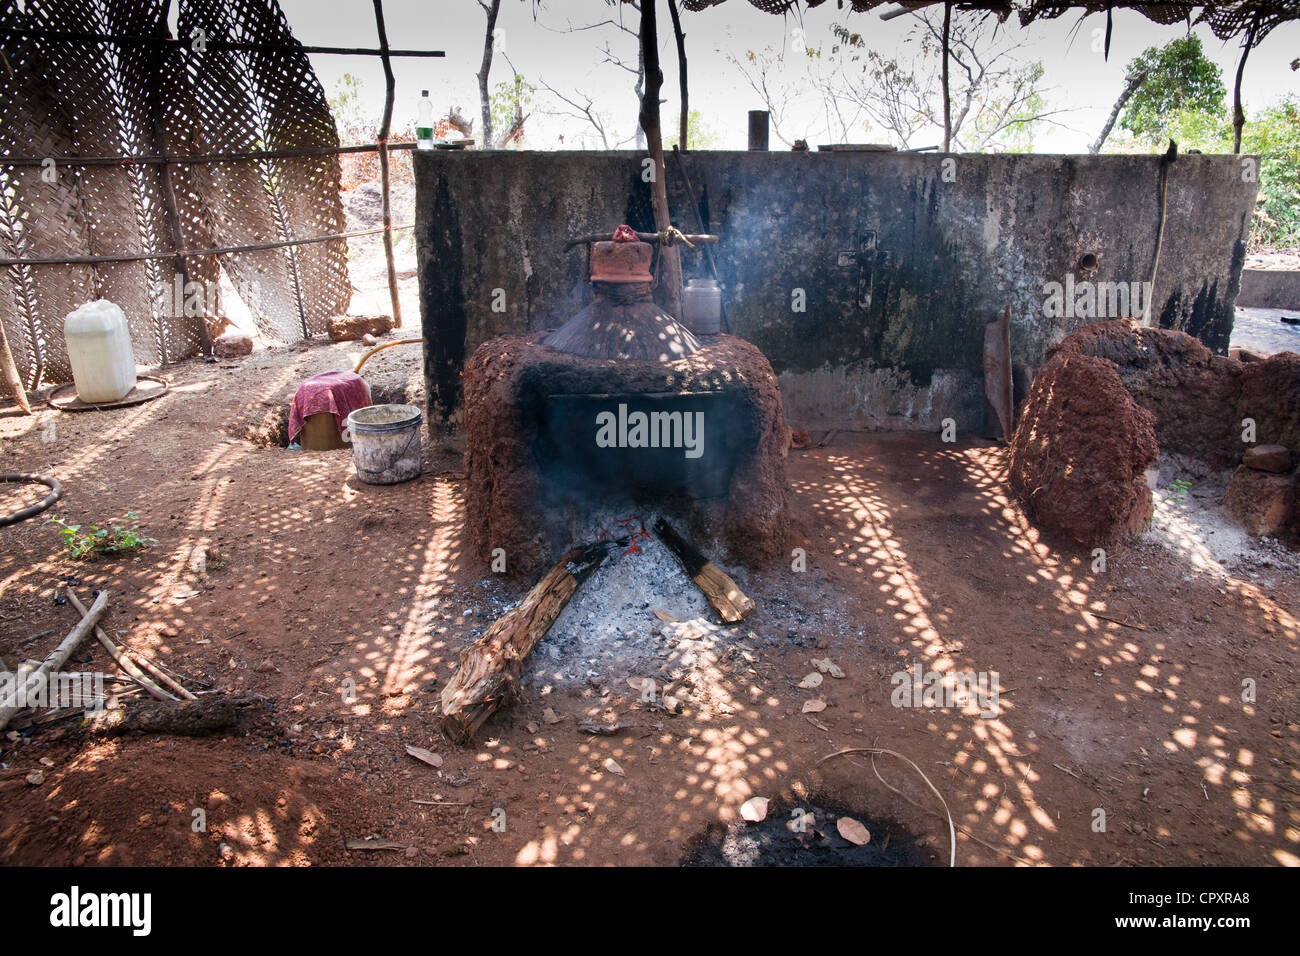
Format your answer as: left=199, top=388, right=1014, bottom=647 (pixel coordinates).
left=0, top=0, right=349, bottom=388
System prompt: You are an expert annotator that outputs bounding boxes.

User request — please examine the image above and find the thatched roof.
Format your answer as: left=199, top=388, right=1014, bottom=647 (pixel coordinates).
left=681, top=1, right=1298, bottom=42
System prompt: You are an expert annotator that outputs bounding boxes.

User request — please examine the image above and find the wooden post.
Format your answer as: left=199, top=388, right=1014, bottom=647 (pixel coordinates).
left=667, top=0, right=688, bottom=150
left=941, top=2, right=952, bottom=152
left=1232, top=15, right=1260, bottom=154
left=638, top=0, right=683, bottom=320
left=373, top=0, right=404, bottom=329
left=0, top=319, right=32, bottom=414
left=153, top=7, right=211, bottom=357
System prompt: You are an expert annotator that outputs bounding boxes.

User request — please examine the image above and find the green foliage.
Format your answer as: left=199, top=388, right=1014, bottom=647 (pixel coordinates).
left=667, top=110, right=720, bottom=150
left=1132, top=95, right=1300, bottom=249
left=1120, top=36, right=1226, bottom=147
left=47, top=512, right=157, bottom=561
left=1241, top=97, right=1300, bottom=248
left=490, top=74, right=534, bottom=147
left=328, top=72, right=375, bottom=146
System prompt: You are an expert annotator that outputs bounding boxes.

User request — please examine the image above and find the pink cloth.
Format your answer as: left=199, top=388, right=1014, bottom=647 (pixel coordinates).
left=288, top=371, right=372, bottom=442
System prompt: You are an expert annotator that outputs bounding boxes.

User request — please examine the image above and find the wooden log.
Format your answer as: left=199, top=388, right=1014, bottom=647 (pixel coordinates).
left=66, top=589, right=176, bottom=702
left=652, top=518, right=754, bottom=623
left=0, top=590, right=107, bottom=731
left=0, top=317, right=32, bottom=414
left=73, top=693, right=258, bottom=737
left=440, top=541, right=617, bottom=744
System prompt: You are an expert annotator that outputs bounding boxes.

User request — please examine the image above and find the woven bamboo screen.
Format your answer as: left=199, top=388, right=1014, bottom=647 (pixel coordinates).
left=684, top=1, right=1296, bottom=40
left=0, top=0, right=350, bottom=388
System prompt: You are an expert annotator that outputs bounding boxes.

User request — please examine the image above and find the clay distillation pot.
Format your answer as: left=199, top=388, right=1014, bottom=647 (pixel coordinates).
left=542, top=226, right=701, bottom=362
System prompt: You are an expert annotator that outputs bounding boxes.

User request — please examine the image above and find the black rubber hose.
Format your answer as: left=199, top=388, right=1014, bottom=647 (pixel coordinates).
left=0, top=473, right=63, bottom=527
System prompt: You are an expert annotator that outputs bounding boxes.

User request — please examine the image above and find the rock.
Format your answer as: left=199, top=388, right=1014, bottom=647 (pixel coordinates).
left=1224, top=466, right=1296, bottom=537
left=361, top=333, right=378, bottom=347
left=1243, top=444, right=1292, bottom=473
left=212, top=330, right=253, bottom=358
left=1229, top=346, right=1266, bottom=363
left=1010, top=347, right=1157, bottom=548
left=327, top=314, right=394, bottom=342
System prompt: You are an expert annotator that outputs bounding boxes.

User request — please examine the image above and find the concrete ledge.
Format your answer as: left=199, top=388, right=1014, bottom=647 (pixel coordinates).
left=1238, top=269, right=1300, bottom=310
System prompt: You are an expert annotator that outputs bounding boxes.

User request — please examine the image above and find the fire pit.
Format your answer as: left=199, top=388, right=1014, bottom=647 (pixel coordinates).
left=463, top=227, right=791, bottom=577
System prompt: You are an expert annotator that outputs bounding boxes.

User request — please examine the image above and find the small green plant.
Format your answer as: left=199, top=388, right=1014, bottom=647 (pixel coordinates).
left=46, top=511, right=157, bottom=561
left=1170, top=477, right=1193, bottom=499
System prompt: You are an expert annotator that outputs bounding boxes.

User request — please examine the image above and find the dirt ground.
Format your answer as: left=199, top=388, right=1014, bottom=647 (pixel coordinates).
left=1, top=339, right=1297, bottom=867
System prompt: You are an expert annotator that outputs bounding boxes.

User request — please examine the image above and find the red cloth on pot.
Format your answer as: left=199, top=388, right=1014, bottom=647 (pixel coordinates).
left=611, top=224, right=639, bottom=242
left=288, top=370, right=372, bottom=443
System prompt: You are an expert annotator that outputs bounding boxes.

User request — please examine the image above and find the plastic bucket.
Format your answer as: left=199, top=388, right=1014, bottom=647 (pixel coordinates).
left=344, top=404, right=422, bottom=485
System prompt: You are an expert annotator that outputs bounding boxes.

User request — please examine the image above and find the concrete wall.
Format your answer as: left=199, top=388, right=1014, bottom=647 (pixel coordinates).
left=1238, top=269, right=1300, bottom=310
left=415, top=150, right=1256, bottom=430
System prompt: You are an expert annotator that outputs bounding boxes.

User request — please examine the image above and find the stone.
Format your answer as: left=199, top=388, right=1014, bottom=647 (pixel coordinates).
left=327, top=314, right=394, bottom=342
left=1223, top=466, right=1296, bottom=537
left=1242, top=444, right=1292, bottom=473
left=212, top=330, right=253, bottom=358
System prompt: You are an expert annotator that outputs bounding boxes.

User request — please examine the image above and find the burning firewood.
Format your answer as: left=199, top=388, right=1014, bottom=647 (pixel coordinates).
left=439, top=541, right=619, bottom=744
left=652, top=519, right=755, bottom=624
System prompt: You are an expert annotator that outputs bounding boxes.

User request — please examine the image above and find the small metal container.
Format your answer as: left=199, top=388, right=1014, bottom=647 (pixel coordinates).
left=682, top=278, right=722, bottom=335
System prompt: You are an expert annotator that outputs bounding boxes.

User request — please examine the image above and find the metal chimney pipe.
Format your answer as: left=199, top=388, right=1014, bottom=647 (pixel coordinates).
left=748, top=110, right=769, bottom=151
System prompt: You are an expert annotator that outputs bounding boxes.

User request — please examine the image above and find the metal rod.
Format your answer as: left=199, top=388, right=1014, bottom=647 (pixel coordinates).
left=0, top=27, right=443, bottom=57
left=0, top=142, right=417, bottom=168
left=0, top=224, right=413, bottom=268
left=372, top=0, right=404, bottom=330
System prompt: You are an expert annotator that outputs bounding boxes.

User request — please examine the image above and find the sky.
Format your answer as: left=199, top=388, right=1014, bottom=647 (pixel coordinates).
left=280, top=0, right=1300, bottom=153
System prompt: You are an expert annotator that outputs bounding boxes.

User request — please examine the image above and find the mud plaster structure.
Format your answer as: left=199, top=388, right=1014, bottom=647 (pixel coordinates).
left=463, top=332, right=791, bottom=577
left=1011, top=319, right=1300, bottom=548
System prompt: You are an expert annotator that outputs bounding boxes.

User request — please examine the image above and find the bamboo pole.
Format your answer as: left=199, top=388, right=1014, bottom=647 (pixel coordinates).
left=66, top=589, right=176, bottom=703
left=372, top=0, right=404, bottom=330
left=0, top=223, right=412, bottom=268
left=0, top=590, right=108, bottom=732
left=151, top=8, right=210, bottom=357
left=0, top=27, right=443, bottom=58
left=0, top=142, right=419, bottom=168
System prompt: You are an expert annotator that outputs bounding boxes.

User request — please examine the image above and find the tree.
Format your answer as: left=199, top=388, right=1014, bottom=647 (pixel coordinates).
left=728, top=12, right=1059, bottom=151
left=540, top=0, right=647, bottom=148
left=667, top=110, right=719, bottom=150
left=1116, top=35, right=1226, bottom=148
left=475, top=0, right=536, bottom=148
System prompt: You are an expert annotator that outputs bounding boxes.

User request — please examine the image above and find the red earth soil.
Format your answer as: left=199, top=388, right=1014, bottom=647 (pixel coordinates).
left=1, top=341, right=1297, bottom=866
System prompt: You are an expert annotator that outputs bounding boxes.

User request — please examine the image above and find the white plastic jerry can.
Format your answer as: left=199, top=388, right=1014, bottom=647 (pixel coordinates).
left=64, top=299, right=137, bottom=403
